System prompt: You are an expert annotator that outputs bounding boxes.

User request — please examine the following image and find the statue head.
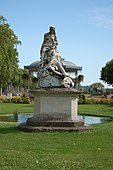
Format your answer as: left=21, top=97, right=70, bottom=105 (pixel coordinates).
left=49, top=26, right=55, bottom=34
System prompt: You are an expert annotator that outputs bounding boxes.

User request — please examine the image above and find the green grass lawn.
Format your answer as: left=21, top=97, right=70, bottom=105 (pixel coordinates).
left=78, top=104, right=113, bottom=118
left=0, top=103, right=34, bottom=115
left=0, top=103, right=113, bottom=170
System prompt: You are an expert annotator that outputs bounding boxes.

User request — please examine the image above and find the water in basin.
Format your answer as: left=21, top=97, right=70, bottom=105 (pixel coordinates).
left=0, top=114, right=112, bottom=124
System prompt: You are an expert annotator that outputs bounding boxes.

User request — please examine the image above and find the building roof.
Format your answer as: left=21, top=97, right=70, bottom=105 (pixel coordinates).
left=24, top=59, right=82, bottom=72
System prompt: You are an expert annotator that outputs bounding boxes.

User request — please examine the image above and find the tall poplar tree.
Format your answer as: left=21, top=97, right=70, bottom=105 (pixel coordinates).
left=0, top=16, right=21, bottom=94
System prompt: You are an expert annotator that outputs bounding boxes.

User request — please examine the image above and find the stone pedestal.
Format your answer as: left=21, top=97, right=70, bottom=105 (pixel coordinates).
left=18, top=88, right=92, bottom=132
left=33, top=88, right=80, bottom=121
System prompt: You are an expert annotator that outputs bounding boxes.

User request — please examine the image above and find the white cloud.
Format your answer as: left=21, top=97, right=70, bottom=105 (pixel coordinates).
left=89, top=6, right=113, bottom=29
left=90, top=6, right=113, bottom=14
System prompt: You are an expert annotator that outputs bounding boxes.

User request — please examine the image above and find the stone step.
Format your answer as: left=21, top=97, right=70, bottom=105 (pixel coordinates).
left=27, top=119, right=85, bottom=127
left=18, top=123, right=92, bottom=132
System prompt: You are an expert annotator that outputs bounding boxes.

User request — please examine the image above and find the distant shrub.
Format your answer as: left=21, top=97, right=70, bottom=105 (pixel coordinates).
left=0, top=96, right=4, bottom=102
left=78, top=97, right=113, bottom=105
left=11, top=96, right=30, bottom=104
left=0, top=95, right=31, bottom=104
left=11, top=96, right=23, bottom=103
left=21, top=96, right=31, bottom=104
left=3, top=98, right=11, bottom=103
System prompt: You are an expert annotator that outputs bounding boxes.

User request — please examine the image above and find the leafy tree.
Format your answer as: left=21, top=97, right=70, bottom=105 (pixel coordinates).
left=22, top=70, right=38, bottom=91
left=100, top=59, right=113, bottom=86
left=90, top=82, right=104, bottom=89
left=90, top=82, right=105, bottom=95
left=0, top=16, right=21, bottom=94
left=12, top=68, right=37, bottom=94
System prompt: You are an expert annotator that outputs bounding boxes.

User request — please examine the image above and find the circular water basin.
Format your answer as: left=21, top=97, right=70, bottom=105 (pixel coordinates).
left=0, top=114, right=112, bottom=124
left=79, top=114, right=112, bottom=124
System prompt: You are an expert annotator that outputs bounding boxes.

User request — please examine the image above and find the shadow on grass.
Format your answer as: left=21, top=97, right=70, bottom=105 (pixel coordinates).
left=0, top=125, right=19, bottom=134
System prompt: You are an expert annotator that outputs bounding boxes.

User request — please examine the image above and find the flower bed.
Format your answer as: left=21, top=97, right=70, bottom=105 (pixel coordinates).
left=79, top=97, right=113, bottom=105
left=0, top=95, right=31, bottom=104
left=0, top=96, right=4, bottom=102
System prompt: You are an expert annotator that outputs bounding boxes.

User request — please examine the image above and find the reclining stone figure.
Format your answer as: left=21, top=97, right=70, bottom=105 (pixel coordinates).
left=38, top=26, right=74, bottom=88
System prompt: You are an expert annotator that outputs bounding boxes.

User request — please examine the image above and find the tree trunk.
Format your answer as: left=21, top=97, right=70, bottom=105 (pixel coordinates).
left=0, top=87, right=2, bottom=96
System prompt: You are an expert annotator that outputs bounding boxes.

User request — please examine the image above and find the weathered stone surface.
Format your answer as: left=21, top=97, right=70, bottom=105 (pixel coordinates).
left=30, top=88, right=80, bottom=121
left=30, top=87, right=82, bottom=94
left=18, top=123, right=92, bottom=132
left=38, top=26, right=74, bottom=88
left=27, top=116, right=85, bottom=127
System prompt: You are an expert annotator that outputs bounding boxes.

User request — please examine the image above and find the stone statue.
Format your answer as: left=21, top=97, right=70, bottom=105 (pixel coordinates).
left=37, top=26, right=74, bottom=88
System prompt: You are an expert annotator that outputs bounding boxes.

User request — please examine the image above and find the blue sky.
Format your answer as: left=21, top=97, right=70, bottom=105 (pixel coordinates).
left=1, top=0, right=113, bottom=87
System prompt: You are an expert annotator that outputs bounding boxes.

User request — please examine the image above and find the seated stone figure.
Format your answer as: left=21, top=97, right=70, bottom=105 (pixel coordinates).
left=38, top=26, right=74, bottom=88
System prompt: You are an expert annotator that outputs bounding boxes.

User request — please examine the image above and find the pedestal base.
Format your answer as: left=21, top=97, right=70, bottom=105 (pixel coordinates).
left=18, top=88, right=92, bottom=132
left=18, top=123, right=92, bottom=132
left=31, top=88, right=81, bottom=121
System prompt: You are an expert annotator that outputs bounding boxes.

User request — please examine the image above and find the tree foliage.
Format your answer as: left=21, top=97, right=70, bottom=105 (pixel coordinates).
left=89, top=82, right=105, bottom=95
left=12, top=68, right=37, bottom=93
left=90, top=82, right=104, bottom=89
left=100, top=59, right=113, bottom=86
left=0, top=16, right=21, bottom=88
